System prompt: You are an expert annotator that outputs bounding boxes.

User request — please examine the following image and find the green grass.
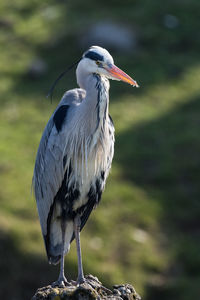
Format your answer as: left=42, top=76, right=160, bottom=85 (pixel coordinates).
left=0, top=0, right=200, bottom=299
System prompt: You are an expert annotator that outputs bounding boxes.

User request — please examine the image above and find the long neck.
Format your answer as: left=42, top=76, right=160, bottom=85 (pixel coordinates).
left=65, top=73, right=110, bottom=180
left=91, top=74, right=109, bottom=132
left=77, top=73, right=110, bottom=144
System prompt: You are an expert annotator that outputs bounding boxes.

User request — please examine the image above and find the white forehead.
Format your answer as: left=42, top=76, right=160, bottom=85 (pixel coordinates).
left=84, top=45, right=114, bottom=64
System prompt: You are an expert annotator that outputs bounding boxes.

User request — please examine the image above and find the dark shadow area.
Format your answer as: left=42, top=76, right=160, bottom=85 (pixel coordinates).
left=0, top=231, right=76, bottom=300
left=115, top=95, right=200, bottom=300
left=0, top=230, right=113, bottom=300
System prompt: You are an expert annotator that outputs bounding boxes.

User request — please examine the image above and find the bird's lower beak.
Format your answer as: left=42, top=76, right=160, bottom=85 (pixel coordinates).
left=106, top=64, right=139, bottom=87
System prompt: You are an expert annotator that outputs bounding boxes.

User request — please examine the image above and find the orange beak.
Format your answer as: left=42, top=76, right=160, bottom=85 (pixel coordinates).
left=106, top=64, right=139, bottom=87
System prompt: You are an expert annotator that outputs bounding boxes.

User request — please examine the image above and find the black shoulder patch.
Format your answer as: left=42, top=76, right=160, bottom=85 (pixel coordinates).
left=85, top=51, right=104, bottom=62
left=53, top=105, right=69, bottom=132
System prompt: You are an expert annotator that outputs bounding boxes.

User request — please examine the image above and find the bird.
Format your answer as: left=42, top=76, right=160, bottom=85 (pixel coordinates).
left=33, top=45, right=138, bottom=287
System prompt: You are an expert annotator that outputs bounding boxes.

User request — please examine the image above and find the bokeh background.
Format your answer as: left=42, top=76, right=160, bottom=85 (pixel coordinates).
left=0, top=0, right=200, bottom=299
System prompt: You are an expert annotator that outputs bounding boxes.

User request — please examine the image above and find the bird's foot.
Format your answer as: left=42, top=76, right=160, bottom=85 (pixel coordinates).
left=52, top=275, right=69, bottom=288
left=76, top=275, right=85, bottom=286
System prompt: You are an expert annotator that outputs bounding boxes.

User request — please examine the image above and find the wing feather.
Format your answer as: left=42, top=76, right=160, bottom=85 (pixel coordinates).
left=33, top=88, right=85, bottom=237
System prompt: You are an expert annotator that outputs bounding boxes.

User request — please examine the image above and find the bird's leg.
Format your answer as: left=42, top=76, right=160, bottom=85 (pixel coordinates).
left=74, top=215, right=85, bottom=284
left=52, top=221, right=69, bottom=287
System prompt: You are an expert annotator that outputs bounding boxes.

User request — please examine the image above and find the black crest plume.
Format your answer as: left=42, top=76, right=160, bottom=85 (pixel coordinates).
left=46, top=59, right=81, bottom=101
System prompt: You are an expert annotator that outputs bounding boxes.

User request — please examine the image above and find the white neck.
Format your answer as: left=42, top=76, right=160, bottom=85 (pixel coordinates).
left=64, top=67, right=111, bottom=183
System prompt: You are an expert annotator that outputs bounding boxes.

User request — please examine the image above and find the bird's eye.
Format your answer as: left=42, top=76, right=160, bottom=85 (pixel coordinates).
left=96, top=61, right=100, bottom=66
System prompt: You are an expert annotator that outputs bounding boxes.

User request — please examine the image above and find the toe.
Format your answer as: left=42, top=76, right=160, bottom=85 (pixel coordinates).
left=52, top=277, right=69, bottom=288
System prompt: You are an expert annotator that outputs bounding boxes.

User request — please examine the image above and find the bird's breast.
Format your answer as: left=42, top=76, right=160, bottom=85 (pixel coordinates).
left=71, top=145, right=106, bottom=211
left=63, top=115, right=114, bottom=215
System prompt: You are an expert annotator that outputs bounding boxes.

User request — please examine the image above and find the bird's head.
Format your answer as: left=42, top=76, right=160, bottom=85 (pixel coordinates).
left=77, top=46, right=139, bottom=87
left=47, top=46, right=139, bottom=100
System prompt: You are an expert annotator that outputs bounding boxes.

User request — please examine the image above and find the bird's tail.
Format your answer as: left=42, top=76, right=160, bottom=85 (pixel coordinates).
left=44, top=219, right=74, bottom=265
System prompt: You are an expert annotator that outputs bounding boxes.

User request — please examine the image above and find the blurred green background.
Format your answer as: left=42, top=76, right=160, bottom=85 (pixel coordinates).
left=0, top=0, right=200, bottom=299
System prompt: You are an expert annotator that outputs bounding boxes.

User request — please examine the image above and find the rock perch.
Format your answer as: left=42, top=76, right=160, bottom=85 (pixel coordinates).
left=32, top=275, right=141, bottom=300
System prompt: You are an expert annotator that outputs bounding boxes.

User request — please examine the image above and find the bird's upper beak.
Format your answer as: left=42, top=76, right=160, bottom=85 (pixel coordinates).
left=105, top=64, right=139, bottom=87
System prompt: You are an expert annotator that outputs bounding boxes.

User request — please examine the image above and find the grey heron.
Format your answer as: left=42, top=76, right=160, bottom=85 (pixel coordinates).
left=33, top=46, right=138, bottom=287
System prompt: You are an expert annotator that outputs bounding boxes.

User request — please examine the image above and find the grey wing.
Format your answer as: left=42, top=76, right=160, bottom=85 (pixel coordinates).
left=33, top=88, right=85, bottom=237
left=33, top=118, right=61, bottom=237
left=59, top=87, right=86, bottom=106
